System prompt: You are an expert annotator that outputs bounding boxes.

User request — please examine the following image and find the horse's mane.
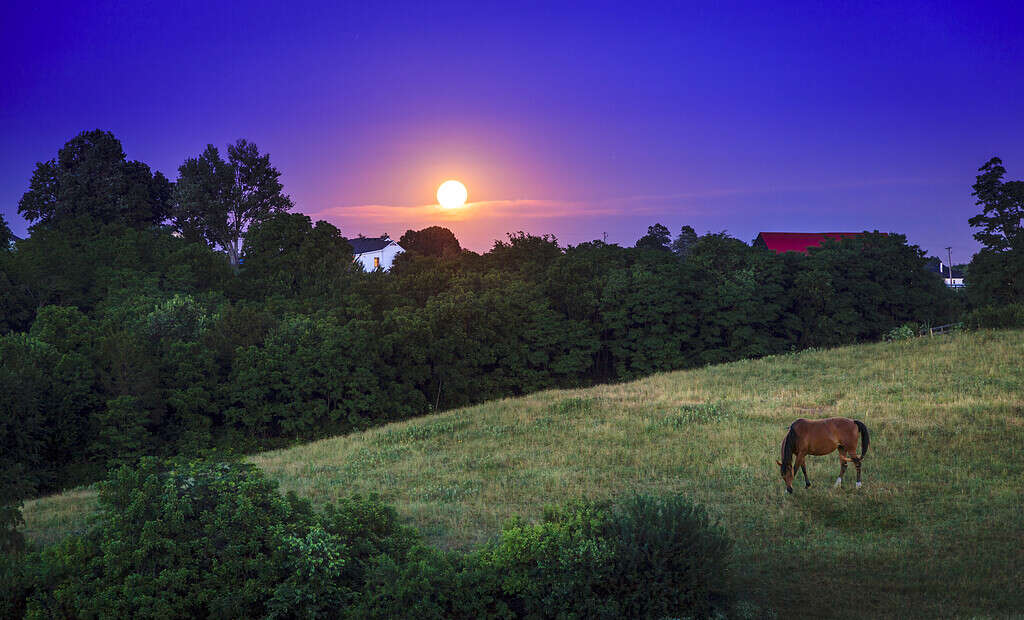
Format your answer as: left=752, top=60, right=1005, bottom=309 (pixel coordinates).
left=780, top=425, right=797, bottom=475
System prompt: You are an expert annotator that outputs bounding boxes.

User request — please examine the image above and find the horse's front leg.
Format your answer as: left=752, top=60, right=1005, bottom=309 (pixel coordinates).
left=793, top=454, right=811, bottom=489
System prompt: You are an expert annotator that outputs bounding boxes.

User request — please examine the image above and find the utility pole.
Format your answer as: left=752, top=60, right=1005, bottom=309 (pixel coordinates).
left=945, top=246, right=953, bottom=287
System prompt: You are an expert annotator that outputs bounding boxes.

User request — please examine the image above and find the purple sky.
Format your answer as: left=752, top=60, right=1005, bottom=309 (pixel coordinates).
left=3, top=1, right=1023, bottom=262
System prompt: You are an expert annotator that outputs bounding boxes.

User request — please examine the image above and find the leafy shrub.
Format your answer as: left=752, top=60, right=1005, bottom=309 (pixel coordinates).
left=20, top=458, right=417, bottom=619
left=24, top=458, right=306, bottom=618
left=601, top=494, right=732, bottom=618
left=883, top=324, right=917, bottom=342
left=480, top=495, right=733, bottom=619
left=143, top=293, right=217, bottom=342
left=0, top=553, right=29, bottom=619
left=0, top=463, right=30, bottom=553
left=10, top=467, right=734, bottom=620
left=354, top=546, right=513, bottom=619
left=481, top=501, right=620, bottom=618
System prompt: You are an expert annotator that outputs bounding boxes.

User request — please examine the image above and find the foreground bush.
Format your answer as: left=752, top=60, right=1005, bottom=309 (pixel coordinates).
left=13, top=458, right=415, bottom=619
left=4, top=461, right=733, bottom=619
left=602, top=494, right=732, bottom=617
left=477, top=496, right=732, bottom=619
left=358, top=495, right=733, bottom=619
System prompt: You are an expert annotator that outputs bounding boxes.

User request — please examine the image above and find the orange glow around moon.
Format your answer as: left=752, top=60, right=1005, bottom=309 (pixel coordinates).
left=437, top=180, right=468, bottom=208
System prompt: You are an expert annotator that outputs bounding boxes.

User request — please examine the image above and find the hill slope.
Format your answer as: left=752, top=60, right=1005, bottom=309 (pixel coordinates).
left=24, top=329, right=1024, bottom=617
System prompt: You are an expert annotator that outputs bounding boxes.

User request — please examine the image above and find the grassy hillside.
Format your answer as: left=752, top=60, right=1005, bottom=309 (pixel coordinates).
left=23, top=329, right=1024, bottom=617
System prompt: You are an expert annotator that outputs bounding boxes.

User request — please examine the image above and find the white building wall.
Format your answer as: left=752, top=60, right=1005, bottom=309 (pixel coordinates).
left=354, top=242, right=404, bottom=271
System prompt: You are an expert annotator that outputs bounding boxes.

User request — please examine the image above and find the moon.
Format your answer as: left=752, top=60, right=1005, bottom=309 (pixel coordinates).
left=437, top=180, right=468, bottom=209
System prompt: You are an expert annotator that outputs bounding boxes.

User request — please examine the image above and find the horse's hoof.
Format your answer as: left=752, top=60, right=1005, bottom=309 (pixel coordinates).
left=787, top=488, right=793, bottom=494
left=806, top=483, right=812, bottom=488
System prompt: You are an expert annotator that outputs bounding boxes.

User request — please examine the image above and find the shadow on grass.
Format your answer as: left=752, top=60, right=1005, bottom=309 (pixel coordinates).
left=794, top=492, right=908, bottom=532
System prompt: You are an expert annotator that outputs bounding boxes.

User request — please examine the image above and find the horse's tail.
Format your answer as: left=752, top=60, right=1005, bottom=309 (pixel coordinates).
left=854, top=420, right=869, bottom=459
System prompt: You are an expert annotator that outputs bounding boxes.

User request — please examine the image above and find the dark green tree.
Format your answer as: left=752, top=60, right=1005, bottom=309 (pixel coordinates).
left=1, top=223, right=230, bottom=322
left=967, top=247, right=1024, bottom=307
left=173, top=140, right=293, bottom=270
left=226, top=314, right=395, bottom=438
left=0, top=214, right=12, bottom=248
left=806, top=233, right=953, bottom=340
left=970, top=157, right=1023, bottom=252
left=386, top=253, right=464, bottom=308
left=968, top=157, right=1024, bottom=306
left=670, top=225, right=699, bottom=258
left=543, top=240, right=632, bottom=380
left=17, top=130, right=172, bottom=231
left=239, top=213, right=354, bottom=300
left=693, top=233, right=797, bottom=362
left=399, top=226, right=462, bottom=257
left=600, top=256, right=699, bottom=376
left=0, top=333, right=97, bottom=494
left=484, top=232, right=563, bottom=282
left=634, top=223, right=672, bottom=251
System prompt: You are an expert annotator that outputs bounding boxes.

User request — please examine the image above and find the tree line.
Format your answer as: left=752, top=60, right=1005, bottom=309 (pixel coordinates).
left=2, top=131, right=1019, bottom=549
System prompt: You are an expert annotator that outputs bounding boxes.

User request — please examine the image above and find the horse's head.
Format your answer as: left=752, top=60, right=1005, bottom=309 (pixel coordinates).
left=776, top=459, right=794, bottom=493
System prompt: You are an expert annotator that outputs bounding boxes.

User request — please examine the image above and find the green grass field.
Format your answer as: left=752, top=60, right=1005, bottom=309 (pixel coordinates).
left=23, top=329, right=1024, bottom=618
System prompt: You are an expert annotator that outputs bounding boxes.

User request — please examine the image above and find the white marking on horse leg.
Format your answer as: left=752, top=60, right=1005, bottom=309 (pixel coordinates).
left=834, top=477, right=842, bottom=488
left=856, top=481, right=862, bottom=489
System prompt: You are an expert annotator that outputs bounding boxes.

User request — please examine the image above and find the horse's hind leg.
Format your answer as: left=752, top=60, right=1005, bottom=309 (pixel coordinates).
left=839, top=448, right=863, bottom=489
left=834, top=455, right=847, bottom=488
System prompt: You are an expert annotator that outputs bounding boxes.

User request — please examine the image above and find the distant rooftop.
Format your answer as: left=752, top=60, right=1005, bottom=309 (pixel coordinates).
left=347, top=236, right=394, bottom=254
left=925, top=261, right=964, bottom=279
left=755, top=232, right=881, bottom=254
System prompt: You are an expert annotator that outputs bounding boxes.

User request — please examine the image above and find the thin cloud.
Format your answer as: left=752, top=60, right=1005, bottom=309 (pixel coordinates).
left=308, top=198, right=625, bottom=224
left=306, top=176, right=954, bottom=233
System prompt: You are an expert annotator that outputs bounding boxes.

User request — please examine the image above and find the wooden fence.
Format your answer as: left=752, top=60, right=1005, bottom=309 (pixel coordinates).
left=920, top=322, right=962, bottom=337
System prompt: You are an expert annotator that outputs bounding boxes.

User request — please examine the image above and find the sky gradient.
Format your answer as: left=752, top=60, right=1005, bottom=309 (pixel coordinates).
left=3, top=0, right=1023, bottom=263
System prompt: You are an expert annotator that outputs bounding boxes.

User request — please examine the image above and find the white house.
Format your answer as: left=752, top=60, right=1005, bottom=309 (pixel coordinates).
left=938, top=262, right=965, bottom=289
left=926, top=260, right=965, bottom=289
left=348, top=235, right=404, bottom=271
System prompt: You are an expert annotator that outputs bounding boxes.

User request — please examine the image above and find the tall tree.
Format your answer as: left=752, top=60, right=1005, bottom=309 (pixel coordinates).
left=970, top=157, right=1024, bottom=252
left=670, top=225, right=698, bottom=258
left=17, top=130, right=172, bottom=231
left=240, top=213, right=354, bottom=299
left=399, top=226, right=462, bottom=257
left=0, top=214, right=11, bottom=249
left=173, top=139, right=293, bottom=270
left=635, top=223, right=672, bottom=251
left=967, top=158, right=1024, bottom=306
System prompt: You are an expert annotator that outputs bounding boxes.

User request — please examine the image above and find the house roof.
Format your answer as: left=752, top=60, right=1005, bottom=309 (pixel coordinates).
left=347, top=236, right=394, bottom=254
left=756, top=232, right=878, bottom=254
left=925, top=261, right=964, bottom=279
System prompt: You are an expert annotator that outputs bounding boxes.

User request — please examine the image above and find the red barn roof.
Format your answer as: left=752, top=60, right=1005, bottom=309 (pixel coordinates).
left=755, top=232, right=879, bottom=254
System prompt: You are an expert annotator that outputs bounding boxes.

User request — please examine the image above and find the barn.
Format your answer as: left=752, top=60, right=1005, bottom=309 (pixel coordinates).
left=754, top=232, right=880, bottom=254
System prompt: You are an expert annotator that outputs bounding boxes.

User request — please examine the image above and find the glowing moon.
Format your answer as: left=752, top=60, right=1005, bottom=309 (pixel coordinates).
left=437, top=180, right=468, bottom=209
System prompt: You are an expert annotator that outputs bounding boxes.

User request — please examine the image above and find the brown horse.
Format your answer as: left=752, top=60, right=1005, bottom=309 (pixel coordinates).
left=776, top=417, right=869, bottom=493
